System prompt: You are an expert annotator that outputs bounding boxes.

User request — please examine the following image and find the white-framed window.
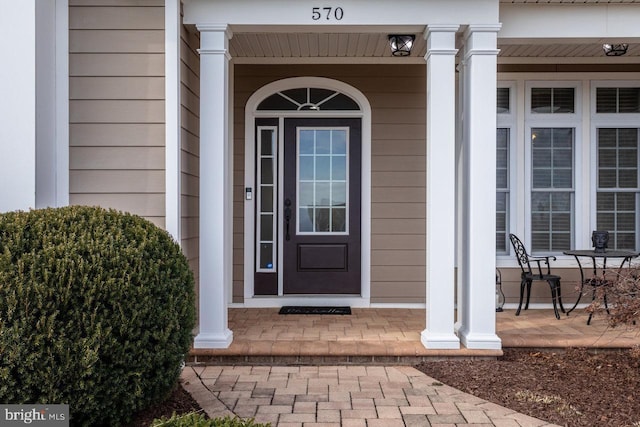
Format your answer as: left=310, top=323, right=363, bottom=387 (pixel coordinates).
left=530, top=127, right=575, bottom=252
left=496, top=83, right=516, bottom=254
left=497, top=78, right=640, bottom=265
left=256, top=126, right=278, bottom=272
left=526, top=81, right=581, bottom=254
left=592, top=81, right=640, bottom=251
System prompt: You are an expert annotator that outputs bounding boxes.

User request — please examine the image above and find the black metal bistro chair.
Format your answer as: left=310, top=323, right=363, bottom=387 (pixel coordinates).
left=509, top=233, right=565, bottom=319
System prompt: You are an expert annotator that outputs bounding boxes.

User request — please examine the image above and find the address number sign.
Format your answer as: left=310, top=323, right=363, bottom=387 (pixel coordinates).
left=311, top=6, right=344, bottom=21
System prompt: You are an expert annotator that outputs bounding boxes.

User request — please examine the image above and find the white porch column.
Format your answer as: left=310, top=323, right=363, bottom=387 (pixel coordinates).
left=422, top=25, right=460, bottom=350
left=0, top=2, right=37, bottom=212
left=458, top=25, right=502, bottom=350
left=194, top=25, right=233, bottom=349
left=0, top=0, right=69, bottom=213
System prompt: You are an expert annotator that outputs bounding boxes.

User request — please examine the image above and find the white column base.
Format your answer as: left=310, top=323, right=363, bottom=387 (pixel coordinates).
left=194, top=330, right=233, bottom=349
left=421, top=330, right=460, bottom=350
left=458, top=329, right=502, bottom=350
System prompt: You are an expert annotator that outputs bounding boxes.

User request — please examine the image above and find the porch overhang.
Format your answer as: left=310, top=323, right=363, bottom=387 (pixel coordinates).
left=185, top=1, right=640, bottom=64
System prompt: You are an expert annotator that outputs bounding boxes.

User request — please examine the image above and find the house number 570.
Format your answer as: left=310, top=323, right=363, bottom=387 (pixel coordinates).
left=312, top=7, right=344, bottom=20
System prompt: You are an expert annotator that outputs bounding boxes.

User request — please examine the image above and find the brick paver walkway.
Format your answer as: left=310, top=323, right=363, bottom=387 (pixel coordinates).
left=181, top=365, right=559, bottom=426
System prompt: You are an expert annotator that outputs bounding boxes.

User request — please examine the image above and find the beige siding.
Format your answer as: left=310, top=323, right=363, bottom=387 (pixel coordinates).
left=234, top=64, right=426, bottom=303
left=69, top=6, right=164, bottom=29
left=69, top=193, right=165, bottom=218
left=70, top=77, right=165, bottom=99
left=70, top=123, right=165, bottom=146
left=179, top=22, right=200, bottom=289
left=70, top=100, right=165, bottom=123
left=69, top=1, right=165, bottom=225
left=70, top=170, right=164, bottom=193
left=70, top=146, right=164, bottom=169
left=70, top=54, right=164, bottom=76
left=70, top=30, right=164, bottom=53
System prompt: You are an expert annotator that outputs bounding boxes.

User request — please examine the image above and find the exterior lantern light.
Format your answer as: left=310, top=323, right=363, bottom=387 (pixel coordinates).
left=496, top=269, right=505, bottom=312
left=603, top=43, right=629, bottom=56
left=388, top=34, right=415, bottom=57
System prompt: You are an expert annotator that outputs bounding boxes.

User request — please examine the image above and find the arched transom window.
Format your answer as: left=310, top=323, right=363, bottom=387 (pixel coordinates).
left=257, top=88, right=360, bottom=111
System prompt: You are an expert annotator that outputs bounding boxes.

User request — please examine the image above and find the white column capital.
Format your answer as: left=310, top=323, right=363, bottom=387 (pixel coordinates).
left=424, top=25, right=459, bottom=58
left=462, top=24, right=501, bottom=59
left=196, top=23, right=233, bottom=38
left=197, top=24, right=233, bottom=58
left=464, top=23, right=502, bottom=36
left=425, top=24, right=460, bottom=36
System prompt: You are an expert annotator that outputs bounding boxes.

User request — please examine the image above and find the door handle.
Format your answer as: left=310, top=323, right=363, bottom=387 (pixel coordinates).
left=284, top=199, right=292, bottom=241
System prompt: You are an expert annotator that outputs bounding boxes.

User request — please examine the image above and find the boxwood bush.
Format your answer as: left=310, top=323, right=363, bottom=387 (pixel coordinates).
left=0, top=206, right=195, bottom=426
left=152, top=413, right=271, bottom=427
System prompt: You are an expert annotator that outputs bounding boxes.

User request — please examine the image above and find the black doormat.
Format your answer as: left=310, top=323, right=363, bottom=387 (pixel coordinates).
left=279, top=306, right=351, bottom=315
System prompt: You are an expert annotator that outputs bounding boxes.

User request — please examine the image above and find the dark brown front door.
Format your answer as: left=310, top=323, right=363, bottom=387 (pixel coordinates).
left=283, top=118, right=361, bottom=294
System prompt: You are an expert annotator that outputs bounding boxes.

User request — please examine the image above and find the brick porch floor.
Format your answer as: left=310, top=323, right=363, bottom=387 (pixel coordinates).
left=188, top=307, right=640, bottom=364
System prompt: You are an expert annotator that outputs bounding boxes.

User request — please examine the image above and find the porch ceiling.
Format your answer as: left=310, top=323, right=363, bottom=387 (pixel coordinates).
left=499, top=42, right=640, bottom=58
left=229, top=32, right=427, bottom=59
left=229, top=32, right=640, bottom=60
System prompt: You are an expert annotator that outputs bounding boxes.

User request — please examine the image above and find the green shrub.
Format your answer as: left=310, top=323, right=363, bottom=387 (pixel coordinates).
left=152, top=413, right=271, bottom=427
left=0, top=206, right=196, bottom=426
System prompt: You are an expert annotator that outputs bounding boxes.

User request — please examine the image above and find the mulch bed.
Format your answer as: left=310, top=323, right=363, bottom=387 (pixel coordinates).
left=126, top=384, right=205, bottom=427
left=416, top=347, right=640, bottom=427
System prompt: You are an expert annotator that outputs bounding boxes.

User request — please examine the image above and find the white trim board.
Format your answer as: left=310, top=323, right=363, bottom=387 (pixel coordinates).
left=55, top=0, right=69, bottom=207
left=165, top=0, right=181, bottom=241
left=34, top=0, right=69, bottom=209
left=184, top=0, right=498, bottom=27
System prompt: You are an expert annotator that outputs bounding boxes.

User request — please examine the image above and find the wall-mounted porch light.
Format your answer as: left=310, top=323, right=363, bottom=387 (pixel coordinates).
left=602, top=43, right=629, bottom=56
left=388, top=34, right=415, bottom=57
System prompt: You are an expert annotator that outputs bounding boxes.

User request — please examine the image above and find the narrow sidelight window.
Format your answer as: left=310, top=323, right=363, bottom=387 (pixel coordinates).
left=496, top=128, right=510, bottom=254
left=256, top=127, right=278, bottom=271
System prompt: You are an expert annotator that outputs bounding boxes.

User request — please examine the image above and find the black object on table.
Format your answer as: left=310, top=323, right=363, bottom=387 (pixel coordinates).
left=563, top=249, right=639, bottom=325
